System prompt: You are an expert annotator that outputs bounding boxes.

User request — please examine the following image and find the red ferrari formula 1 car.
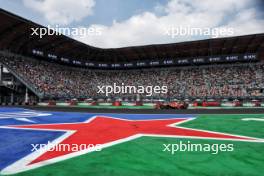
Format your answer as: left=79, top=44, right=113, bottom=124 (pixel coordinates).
left=155, top=101, right=189, bottom=110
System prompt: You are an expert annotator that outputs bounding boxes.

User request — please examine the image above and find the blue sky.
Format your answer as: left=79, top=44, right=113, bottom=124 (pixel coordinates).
left=0, top=0, right=263, bottom=48
left=0, top=0, right=169, bottom=26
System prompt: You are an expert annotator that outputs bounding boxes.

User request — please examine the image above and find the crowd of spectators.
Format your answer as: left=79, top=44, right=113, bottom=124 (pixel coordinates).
left=1, top=53, right=264, bottom=99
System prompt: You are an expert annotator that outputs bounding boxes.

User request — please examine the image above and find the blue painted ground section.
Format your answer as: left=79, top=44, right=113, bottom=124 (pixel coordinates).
left=0, top=129, right=63, bottom=171
left=0, top=107, right=196, bottom=171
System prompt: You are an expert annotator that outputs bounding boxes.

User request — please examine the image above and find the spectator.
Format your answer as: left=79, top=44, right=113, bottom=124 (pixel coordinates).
left=1, top=53, right=264, bottom=99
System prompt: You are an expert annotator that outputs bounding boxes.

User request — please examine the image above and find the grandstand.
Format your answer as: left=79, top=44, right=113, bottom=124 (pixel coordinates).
left=2, top=1, right=264, bottom=175
left=0, top=9, right=264, bottom=106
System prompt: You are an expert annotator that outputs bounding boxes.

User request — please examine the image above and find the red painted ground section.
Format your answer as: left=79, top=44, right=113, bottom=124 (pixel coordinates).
left=10, top=117, right=256, bottom=165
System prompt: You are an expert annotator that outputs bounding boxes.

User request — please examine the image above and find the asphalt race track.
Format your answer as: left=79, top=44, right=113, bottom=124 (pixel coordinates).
left=3, top=106, right=264, bottom=114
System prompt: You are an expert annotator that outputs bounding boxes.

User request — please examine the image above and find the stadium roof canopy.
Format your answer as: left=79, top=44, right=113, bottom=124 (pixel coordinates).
left=0, top=9, right=264, bottom=62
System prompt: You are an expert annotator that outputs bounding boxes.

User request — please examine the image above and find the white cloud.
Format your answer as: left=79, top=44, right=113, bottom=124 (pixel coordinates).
left=223, top=8, right=264, bottom=36
left=23, top=0, right=95, bottom=25
left=74, top=0, right=264, bottom=48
